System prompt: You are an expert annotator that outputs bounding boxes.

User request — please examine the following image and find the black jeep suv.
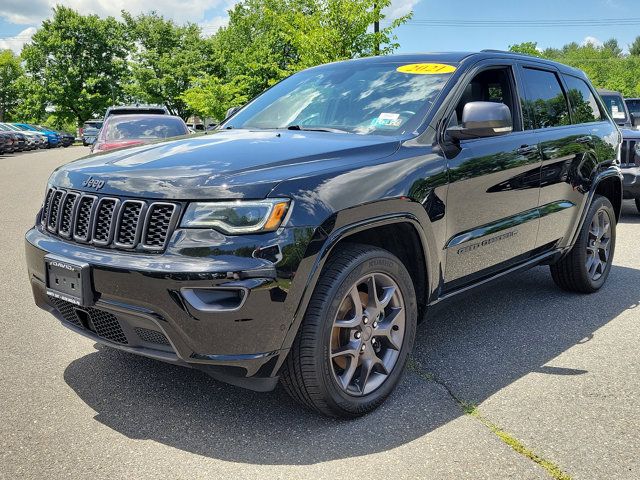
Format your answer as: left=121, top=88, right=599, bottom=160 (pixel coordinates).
left=26, top=52, right=622, bottom=417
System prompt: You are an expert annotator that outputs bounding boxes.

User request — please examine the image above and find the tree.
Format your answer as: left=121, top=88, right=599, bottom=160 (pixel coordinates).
left=0, top=50, right=23, bottom=121
left=630, top=36, right=640, bottom=56
left=20, top=6, right=130, bottom=126
left=123, top=12, right=213, bottom=119
left=183, top=0, right=412, bottom=121
left=602, top=38, right=622, bottom=57
left=508, top=42, right=542, bottom=57
left=0, top=49, right=24, bottom=121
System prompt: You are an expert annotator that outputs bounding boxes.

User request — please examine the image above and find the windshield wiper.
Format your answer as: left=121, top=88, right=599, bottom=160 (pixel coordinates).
left=286, top=125, right=350, bottom=134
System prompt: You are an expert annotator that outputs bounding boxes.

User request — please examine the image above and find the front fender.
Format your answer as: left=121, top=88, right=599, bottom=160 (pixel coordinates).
left=276, top=198, right=443, bottom=358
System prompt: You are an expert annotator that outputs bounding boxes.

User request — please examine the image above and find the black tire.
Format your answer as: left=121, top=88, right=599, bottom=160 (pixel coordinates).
left=635, top=197, right=640, bottom=214
left=281, top=243, right=417, bottom=418
left=550, top=195, right=616, bottom=293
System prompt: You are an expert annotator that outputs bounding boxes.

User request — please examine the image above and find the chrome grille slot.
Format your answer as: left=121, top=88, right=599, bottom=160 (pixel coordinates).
left=58, top=192, right=78, bottom=237
left=142, top=203, right=176, bottom=250
left=92, top=198, right=119, bottom=245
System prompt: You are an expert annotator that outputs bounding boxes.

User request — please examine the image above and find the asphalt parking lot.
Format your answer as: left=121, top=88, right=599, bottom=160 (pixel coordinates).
left=1, top=147, right=638, bottom=479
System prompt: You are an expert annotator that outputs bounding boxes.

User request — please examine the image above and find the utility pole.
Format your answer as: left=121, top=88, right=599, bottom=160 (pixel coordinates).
left=374, top=1, right=380, bottom=55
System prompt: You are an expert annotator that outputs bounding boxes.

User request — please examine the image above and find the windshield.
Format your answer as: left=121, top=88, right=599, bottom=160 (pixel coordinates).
left=222, top=61, right=456, bottom=135
left=84, top=121, right=103, bottom=130
left=601, top=94, right=628, bottom=121
left=103, top=116, right=188, bottom=141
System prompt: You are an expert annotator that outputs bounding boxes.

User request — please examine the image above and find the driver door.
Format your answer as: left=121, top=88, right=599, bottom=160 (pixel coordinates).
left=442, top=62, right=543, bottom=289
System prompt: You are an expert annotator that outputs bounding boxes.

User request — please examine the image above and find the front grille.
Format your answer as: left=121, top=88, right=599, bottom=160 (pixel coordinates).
left=41, top=188, right=178, bottom=252
left=620, top=139, right=639, bottom=167
left=50, top=298, right=128, bottom=345
left=135, top=327, right=170, bottom=346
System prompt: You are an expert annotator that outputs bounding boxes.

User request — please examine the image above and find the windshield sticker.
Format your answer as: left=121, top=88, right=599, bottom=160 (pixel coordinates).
left=397, top=63, right=456, bottom=75
left=372, top=112, right=402, bottom=128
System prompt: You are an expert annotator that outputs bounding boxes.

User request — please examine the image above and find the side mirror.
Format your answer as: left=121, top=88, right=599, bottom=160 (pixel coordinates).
left=446, top=101, right=513, bottom=141
left=225, top=106, right=241, bottom=119
left=630, top=113, right=636, bottom=127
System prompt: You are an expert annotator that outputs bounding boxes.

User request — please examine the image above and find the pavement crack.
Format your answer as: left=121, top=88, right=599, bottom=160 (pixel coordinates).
left=407, top=357, right=572, bottom=480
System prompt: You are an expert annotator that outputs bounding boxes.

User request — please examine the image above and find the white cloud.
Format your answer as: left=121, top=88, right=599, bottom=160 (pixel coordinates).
left=0, top=0, right=49, bottom=24
left=0, top=1, right=236, bottom=28
left=386, top=0, right=421, bottom=20
left=199, top=15, right=231, bottom=37
left=0, top=27, right=37, bottom=53
left=582, top=36, right=603, bottom=47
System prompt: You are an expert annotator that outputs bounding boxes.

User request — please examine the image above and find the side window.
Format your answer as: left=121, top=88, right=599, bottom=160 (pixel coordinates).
left=453, top=67, right=520, bottom=131
left=562, top=75, right=602, bottom=124
left=521, top=68, right=570, bottom=129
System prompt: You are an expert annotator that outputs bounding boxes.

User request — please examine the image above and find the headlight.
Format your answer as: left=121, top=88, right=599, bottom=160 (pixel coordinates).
left=180, top=199, right=290, bottom=234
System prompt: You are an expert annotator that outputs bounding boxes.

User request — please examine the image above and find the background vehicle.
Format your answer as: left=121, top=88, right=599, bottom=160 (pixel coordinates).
left=104, top=104, right=169, bottom=118
left=598, top=90, right=640, bottom=212
left=81, top=119, right=103, bottom=146
left=13, top=123, right=61, bottom=148
left=56, top=131, right=75, bottom=147
left=26, top=52, right=622, bottom=418
left=1, top=123, right=46, bottom=150
left=624, top=97, right=640, bottom=125
left=598, top=89, right=634, bottom=127
left=0, top=132, right=14, bottom=154
left=92, top=114, right=189, bottom=152
left=0, top=125, right=28, bottom=151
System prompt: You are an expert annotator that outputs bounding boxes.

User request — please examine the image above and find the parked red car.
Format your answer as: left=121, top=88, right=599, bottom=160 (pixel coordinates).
left=92, top=114, right=189, bottom=152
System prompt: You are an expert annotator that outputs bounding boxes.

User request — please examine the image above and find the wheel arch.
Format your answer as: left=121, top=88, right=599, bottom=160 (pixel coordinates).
left=277, top=204, right=440, bottom=361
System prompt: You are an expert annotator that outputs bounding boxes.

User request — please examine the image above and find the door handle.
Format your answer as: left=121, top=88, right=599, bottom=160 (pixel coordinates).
left=516, top=145, right=538, bottom=155
left=576, top=135, right=593, bottom=144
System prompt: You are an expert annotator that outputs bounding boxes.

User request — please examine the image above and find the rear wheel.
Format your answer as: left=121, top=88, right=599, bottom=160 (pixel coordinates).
left=550, top=195, right=616, bottom=293
left=281, top=244, right=417, bottom=417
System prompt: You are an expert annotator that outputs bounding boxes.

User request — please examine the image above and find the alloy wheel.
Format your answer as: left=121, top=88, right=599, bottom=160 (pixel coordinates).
left=330, top=272, right=405, bottom=396
left=586, top=208, right=612, bottom=281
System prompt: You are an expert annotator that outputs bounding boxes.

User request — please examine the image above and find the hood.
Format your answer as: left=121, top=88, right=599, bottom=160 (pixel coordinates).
left=49, top=129, right=401, bottom=200
left=620, top=127, right=640, bottom=139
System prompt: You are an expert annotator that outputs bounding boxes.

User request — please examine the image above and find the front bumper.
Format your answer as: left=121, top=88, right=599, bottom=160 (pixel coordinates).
left=622, top=166, right=640, bottom=199
left=25, top=225, right=313, bottom=391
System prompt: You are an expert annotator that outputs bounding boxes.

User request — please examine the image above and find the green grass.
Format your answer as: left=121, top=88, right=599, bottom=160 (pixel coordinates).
left=407, top=357, right=572, bottom=480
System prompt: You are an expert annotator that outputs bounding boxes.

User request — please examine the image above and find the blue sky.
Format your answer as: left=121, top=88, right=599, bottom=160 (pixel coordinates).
left=1, top=0, right=639, bottom=54
left=394, top=0, right=640, bottom=53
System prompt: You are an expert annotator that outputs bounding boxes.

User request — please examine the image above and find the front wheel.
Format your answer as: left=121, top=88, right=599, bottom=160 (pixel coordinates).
left=281, top=244, right=417, bottom=418
left=550, top=195, right=616, bottom=293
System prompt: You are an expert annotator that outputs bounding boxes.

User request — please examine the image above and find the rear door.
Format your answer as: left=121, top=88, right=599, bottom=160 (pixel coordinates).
left=442, top=60, right=543, bottom=287
left=518, top=64, right=612, bottom=248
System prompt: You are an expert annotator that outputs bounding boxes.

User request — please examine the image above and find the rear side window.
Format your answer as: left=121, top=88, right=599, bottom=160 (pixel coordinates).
left=521, top=68, right=570, bottom=129
left=563, top=76, right=601, bottom=124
